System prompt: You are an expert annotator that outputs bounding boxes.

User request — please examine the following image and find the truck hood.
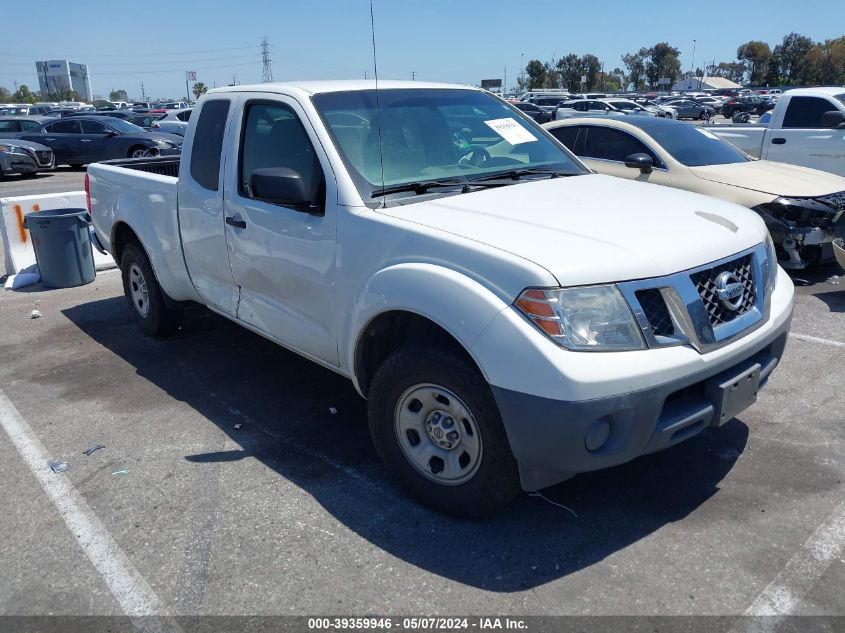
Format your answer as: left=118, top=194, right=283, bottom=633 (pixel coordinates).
left=690, top=161, right=845, bottom=197
left=379, top=174, right=766, bottom=286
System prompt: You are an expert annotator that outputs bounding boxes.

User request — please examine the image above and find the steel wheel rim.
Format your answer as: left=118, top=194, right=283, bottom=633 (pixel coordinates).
left=131, top=148, right=150, bottom=158
left=394, top=383, right=483, bottom=486
left=128, top=263, right=150, bottom=317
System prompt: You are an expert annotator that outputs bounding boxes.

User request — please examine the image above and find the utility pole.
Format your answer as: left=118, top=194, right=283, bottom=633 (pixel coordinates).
left=410, top=71, right=416, bottom=81
left=140, top=82, right=146, bottom=100
left=364, top=70, right=368, bottom=79
left=261, top=36, right=273, bottom=83
left=520, top=52, right=524, bottom=86
left=690, top=39, right=697, bottom=92
left=503, top=66, right=507, bottom=96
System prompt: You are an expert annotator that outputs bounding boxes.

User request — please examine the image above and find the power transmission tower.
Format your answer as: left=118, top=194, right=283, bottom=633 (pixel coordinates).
left=261, top=36, right=273, bottom=83
left=140, top=82, right=146, bottom=100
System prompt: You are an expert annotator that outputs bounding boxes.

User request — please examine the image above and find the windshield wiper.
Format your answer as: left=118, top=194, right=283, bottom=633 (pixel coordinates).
left=371, top=178, right=469, bottom=198
left=469, top=167, right=568, bottom=183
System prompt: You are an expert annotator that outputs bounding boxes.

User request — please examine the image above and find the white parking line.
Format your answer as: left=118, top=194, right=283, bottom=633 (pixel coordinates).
left=743, top=500, right=845, bottom=624
left=0, top=387, right=178, bottom=633
left=789, top=333, right=845, bottom=349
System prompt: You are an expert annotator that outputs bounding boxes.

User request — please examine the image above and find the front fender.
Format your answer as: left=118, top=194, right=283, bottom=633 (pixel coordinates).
left=343, top=263, right=512, bottom=394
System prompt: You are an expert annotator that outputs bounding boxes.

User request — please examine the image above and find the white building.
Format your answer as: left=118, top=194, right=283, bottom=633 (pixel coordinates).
left=35, top=60, right=93, bottom=101
left=671, top=76, right=741, bottom=92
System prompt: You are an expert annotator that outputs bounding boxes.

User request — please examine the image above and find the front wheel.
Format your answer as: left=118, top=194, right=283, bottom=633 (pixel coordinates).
left=368, top=346, right=520, bottom=517
left=120, top=242, right=183, bottom=337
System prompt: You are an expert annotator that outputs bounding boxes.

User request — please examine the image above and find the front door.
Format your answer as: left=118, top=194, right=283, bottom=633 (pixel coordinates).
left=222, top=97, right=339, bottom=365
left=769, top=95, right=845, bottom=176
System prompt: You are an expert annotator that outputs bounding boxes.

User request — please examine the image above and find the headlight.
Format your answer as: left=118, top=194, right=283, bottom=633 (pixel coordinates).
left=764, top=234, right=778, bottom=293
left=0, top=144, right=24, bottom=153
left=155, top=139, right=172, bottom=148
left=515, top=285, right=646, bottom=351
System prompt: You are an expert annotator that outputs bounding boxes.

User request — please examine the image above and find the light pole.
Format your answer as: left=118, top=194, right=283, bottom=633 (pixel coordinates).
left=690, top=39, right=697, bottom=92
left=520, top=52, right=524, bottom=87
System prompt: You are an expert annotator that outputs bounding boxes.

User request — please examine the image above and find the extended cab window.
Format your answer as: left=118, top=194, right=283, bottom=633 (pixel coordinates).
left=238, top=102, right=325, bottom=208
left=190, top=99, right=230, bottom=191
left=782, top=97, right=836, bottom=128
left=581, top=127, right=658, bottom=164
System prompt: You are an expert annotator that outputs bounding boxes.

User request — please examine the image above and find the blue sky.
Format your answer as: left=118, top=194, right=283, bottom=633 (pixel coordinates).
left=1, top=0, right=842, bottom=100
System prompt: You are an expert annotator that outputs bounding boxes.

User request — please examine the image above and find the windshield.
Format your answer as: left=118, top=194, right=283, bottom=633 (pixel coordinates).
left=836, top=93, right=845, bottom=107
left=102, top=117, right=146, bottom=134
left=312, top=88, right=586, bottom=203
left=642, top=123, right=749, bottom=166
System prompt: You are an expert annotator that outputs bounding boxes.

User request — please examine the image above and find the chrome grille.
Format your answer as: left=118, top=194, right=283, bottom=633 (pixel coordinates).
left=690, top=255, right=756, bottom=326
left=635, top=288, right=674, bottom=336
left=35, top=150, right=52, bottom=166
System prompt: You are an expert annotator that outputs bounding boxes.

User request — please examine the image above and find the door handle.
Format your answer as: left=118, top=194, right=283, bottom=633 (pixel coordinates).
left=225, top=216, right=246, bottom=229
left=81, top=139, right=92, bottom=142
left=771, top=137, right=786, bottom=145
left=45, top=138, right=56, bottom=141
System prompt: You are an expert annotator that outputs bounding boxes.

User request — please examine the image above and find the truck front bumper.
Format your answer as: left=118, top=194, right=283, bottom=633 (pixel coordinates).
left=490, top=305, right=792, bottom=492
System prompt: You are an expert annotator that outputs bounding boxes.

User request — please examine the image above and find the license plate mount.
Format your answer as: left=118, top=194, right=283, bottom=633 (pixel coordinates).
left=705, top=362, right=761, bottom=426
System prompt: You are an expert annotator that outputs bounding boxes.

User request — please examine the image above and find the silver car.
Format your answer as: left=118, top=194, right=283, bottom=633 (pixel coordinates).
left=0, top=138, right=55, bottom=176
left=661, top=99, right=715, bottom=120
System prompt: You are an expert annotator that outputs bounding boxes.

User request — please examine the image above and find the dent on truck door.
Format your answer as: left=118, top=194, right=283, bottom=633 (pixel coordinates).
left=222, top=99, right=339, bottom=365
left=178, top=98, right=240, bottom=316
left=769, top=96, right=845, bottom=176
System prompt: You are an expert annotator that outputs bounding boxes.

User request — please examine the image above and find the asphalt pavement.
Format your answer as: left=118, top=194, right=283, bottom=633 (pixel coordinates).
left=0, top=171, right=843, bottom=625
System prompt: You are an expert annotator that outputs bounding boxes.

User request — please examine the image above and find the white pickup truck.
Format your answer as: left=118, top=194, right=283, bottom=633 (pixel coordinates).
left=711, top=87, right=845, bottom=177
left=87, top=81, right=794, bottom=516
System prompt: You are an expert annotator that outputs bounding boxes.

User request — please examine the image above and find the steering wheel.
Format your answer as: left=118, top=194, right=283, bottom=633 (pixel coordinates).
left=458, top=145, right=491, bottom=167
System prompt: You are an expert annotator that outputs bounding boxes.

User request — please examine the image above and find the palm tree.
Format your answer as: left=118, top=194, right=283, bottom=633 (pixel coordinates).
left=192, top=82, right=208, bottom=99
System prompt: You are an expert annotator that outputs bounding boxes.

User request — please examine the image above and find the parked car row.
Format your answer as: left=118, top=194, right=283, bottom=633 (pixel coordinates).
left=0, top=114, right=182, bottom=174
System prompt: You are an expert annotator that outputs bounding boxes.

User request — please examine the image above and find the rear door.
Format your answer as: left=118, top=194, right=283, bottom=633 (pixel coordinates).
left=177, top=97, right=240, bottom=315
left=221, top=96, right=339, bottom=364
left=39, top=119, right=83, bottom=164
left=767, top=95, right=845, bottom=175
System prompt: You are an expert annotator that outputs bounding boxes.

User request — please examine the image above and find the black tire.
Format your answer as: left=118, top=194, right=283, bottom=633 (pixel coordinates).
left=69, top=163, right=85, bottom=169
left=368, top=345, right=520, bottom=517
left=698, top=110, right=708, bottom=120
left=120, top=241, right=183, bottom=337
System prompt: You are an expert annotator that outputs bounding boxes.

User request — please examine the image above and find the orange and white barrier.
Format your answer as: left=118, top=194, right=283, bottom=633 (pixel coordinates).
left=1, top=192, right=116, bottom=275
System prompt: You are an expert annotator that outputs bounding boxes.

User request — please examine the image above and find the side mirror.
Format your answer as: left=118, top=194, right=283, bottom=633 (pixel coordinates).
left=105, top=130, right=117, bottom=137
left=821, top=110, right=845, bottom=128
left=250, top=167, right=314, bottom=210
left=624, top=152, right=654, bottom=174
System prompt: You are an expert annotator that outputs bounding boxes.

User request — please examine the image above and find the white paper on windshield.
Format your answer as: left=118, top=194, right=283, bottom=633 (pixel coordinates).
left=483, top=118, right=538, bottom=145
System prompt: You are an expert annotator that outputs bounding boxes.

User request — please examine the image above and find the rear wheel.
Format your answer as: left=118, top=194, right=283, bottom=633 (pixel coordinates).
left=120, top=242, right=183, bottom=337
left=368, top=346, right=520, bottom=517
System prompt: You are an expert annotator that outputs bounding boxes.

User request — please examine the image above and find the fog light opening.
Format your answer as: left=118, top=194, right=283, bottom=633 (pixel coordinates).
left=585, top=417, right=612, bottom=452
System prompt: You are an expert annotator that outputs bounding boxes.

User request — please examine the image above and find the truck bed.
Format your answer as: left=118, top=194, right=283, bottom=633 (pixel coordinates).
left=710, top=126, right=767, bottom=158
left=99, top=156, right=181, bottom=178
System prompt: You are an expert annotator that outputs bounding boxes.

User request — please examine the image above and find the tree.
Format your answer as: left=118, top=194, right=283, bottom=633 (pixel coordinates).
left=711, top=62, right=748, bottom=84
left=12, top=85, right=36, bottom=104
left=644, top=43, right=682, bottom=88
left=621, top=48, right=648, bottom=90
left=0, top=86, right=10, bottom=102
left=192, top=82, right=208, bottom=99
left=109, top=89, right=129, bottom=102
left=556, top=54, right=582, bottom=91
left=777, top=33, right=814, bottom=83
left=581, top=54, right=602, bottom=91
left=764, top=50, right=782, bottom=86
left=737, top=40, right=772, bottom=85
left=524, top=59, right=549, bottom=90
